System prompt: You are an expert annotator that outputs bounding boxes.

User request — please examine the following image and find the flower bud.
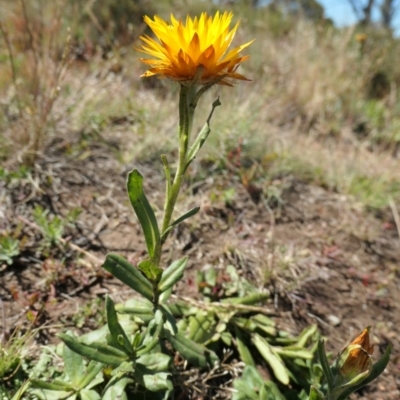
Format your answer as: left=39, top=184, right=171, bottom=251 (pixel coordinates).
left=338, top=327, right=374, bottom=381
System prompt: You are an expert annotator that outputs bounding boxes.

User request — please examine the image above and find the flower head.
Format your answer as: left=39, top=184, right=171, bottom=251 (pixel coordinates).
left=355, top=33, right=367, bottom=43
left=339, top=327, right=374, bottom=381
left=137, top=11, right=253, bottom=86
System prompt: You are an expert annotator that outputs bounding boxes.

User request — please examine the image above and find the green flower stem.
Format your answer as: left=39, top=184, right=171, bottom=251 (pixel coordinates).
left=160, top=84, right=196, bottom=238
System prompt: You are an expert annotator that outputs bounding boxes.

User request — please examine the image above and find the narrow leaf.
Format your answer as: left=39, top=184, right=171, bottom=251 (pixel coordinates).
left=234, top=327, right=255, bottom=366
left=58, top=333, right=128, bottom=367
left=136, top=316, right=164, bottom=356
left=161, top=207, right=200, bottom=242
left=317, top=339, right=334, bottom=392
left=165, top=330, right=218, bottom=368
left=106, top=295, right=134, bottom=356
left=102, top=253, right=153, bottom=301
left=127, top=169, right=161, bottom=260
left=158, top=257, right=188, bottom=293
left=253, top=334, right=290, bottom=385
left=309, top=385, right=326, bottom=400
left=273, top=346, right=313, bottom=359
left=63, top=337, right=83, bottom=386
left=221, top=292, right=269, bottom=305
left=79, top=362, right=104, bottom=389
left=296, top=324, right=318, bottom=348
left=185, top=98, right=221, bottom=172
left=30, top=380, right=73, bottom=391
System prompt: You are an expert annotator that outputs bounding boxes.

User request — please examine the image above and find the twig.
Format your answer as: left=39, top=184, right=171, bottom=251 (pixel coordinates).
left=389, top=196, right=400, bottom=247
left=17, top=215, right=104, bottom=265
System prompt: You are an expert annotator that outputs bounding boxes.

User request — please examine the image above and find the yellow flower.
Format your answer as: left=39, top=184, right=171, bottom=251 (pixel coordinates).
left=355, top=33, right=367, bottom=43
left=137, top=11, right=254, bottom=86
left=339, top=327, right=374, bottom=380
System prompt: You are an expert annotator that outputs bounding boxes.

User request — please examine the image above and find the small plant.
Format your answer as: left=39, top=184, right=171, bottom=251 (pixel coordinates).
left=22, top=9, right=390, bottom=400
left=0, top=300, right=36, bottom=397
left=32, top=205, right=81, bottom=249
left=33, top=205, right=65, bottom=248
left=0, top=236, right=20, bottom=266
left=31, top=334, right=104, bottom=400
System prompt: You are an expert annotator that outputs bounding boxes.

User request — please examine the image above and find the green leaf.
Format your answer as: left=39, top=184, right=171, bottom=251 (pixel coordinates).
left=159, top=286, right=173, bottom=304
left=185, top=98, right=221, bottom=172
left=142, top=372, right=172, bottom=392
left=159, top=305, right=178, bottom=335
left=63, top=336, right=84, bottom=386
left=127, top=169, right=161, bottom=261
left=58, top=333, right=128, bottom=367
left=263, top=381, right=287, bottom=400
left=187, top=311, right=216, bottom=344
left=252, top=314, right=275, bottom=327
left=80, top=362, right=104, bottom=389
left=221, top=292, right=269, bottom=305
left=317, top=339, right=333, bottom=392
left=102, top=377, right=132, bottom=400
left=232, top=317, right=258, bottom=332
left=234, top=327, right=255, bottom=366
left=253, top=314, right=277, bottom=336
left=138, top=258, right=163, bottom=282
left=336, top=344, right=392, bottom=400
left=252, top=334, right=290, bottom=385
left=136, top=353, right=171, bottom=372
left=158, top=257, right=188, bottom=293
left=136, top=314, right=164, bottom=357
left=296, top=324, right=318, bottom=348
left=273, top=346, right=313, bottom=360
left=309, top=385, right=325, bottom=400
left=30, top=380, right=73, bottom=391
left=80, top=389, right=101, bottom=400
left=32, top=389, right=73, bottom=400
left=165, top=330, right=218, bottom=368
left=102, top=253, right=153, bottom=301
left=10, top=380, right=30, bottom=400
left=232, top=379, right=259, bottom=400
left=161, top=207, right=200, bottom=242
left=106, top=295, right=134, bottom=356
left=232, top=366, right=263, bottom=400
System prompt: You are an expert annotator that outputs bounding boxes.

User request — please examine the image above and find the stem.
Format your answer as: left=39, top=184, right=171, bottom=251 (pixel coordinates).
left=161, top=85, right=196, bottom=235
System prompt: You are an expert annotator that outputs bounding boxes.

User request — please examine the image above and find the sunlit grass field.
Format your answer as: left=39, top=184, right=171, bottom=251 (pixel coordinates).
left=1, top=0, right=400, bottom=208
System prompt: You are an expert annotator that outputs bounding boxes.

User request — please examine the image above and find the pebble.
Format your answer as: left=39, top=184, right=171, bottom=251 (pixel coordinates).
left=327, top=314, right=341, bottom=326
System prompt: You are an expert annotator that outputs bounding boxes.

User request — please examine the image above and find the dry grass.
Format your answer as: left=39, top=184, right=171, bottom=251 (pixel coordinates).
left=1, top=0, right=400, bottom=208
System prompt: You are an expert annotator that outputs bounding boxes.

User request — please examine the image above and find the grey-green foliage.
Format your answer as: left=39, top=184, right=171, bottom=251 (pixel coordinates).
left=31, top=336, right=104, bottom=400
left=0, top=236, right=20, bottom=265
left=32, top=204, right=81, bottom=247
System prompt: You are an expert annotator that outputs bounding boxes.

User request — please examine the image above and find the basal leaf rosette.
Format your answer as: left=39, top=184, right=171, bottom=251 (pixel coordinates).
left=138, top=11, right=254, bottom=86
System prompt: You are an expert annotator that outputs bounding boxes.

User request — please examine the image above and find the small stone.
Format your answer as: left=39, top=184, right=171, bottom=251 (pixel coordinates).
left=327, top=315, right=341, bottom=326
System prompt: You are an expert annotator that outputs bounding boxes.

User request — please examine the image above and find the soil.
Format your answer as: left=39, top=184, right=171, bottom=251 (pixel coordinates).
left=1, top=134, right=400, bottom=399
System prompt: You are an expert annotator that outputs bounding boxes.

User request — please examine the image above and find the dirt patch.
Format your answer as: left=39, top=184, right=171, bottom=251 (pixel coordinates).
left=1, top=137, right=400, bottom=399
